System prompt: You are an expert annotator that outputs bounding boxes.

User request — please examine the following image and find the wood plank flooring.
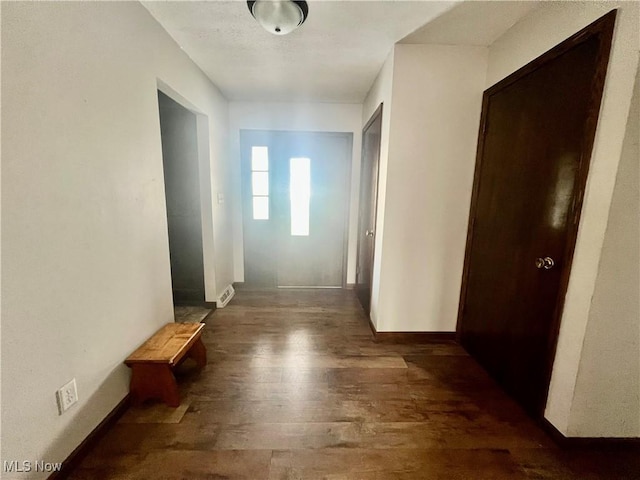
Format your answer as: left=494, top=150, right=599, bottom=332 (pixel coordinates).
left=71, top=289, right=639, bottom=479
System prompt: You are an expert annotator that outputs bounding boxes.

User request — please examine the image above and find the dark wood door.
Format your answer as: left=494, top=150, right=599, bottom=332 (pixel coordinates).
left=458, top=12, right=615, bottom=416
left=355, top=105, right=383, bottom=313
left=241, top=130, right=351, bottom=288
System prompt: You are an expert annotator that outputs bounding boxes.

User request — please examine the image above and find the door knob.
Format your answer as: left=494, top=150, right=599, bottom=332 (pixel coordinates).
left=535, top=256, right=555, bottom=270
left=365, top=230, right=375, bottom=237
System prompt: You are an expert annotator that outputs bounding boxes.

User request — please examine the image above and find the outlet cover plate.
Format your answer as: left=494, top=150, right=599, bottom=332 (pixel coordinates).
left=56, top=378, right=78, bottom=414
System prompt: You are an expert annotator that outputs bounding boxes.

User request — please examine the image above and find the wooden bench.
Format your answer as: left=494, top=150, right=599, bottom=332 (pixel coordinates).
left=125, top=322, right=206, bottom=407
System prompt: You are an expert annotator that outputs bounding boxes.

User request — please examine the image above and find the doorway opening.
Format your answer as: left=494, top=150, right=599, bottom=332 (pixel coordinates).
left=157, top=90, right=212, bottom=322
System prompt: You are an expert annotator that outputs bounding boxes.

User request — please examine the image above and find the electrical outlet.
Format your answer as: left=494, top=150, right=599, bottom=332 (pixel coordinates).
left=56, top=378, right=78, bottom=415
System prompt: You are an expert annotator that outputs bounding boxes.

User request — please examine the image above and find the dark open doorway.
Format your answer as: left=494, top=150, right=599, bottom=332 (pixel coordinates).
left=158, top=90, right=206, bottom=306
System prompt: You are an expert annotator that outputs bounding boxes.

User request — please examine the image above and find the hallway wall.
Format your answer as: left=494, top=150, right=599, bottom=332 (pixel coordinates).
left=228, top=102, right=363, bottom=284
left=362, top=49, right=395, bottom=330
left=568, top=64, right=640, bottom=437
left=1, top=2, right=231, bottom=476
left=363, top=45, right=488, bottom=332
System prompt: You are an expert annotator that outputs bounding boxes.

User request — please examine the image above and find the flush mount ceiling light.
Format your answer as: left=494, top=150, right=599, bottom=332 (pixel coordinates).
left=247, top=0, right=309, bottom=35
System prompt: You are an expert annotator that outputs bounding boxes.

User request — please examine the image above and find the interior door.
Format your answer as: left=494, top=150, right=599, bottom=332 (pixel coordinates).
left=355, top=105, right=383, bottom=313
left=241, top=130, right=351, bottom=288
left=458, top=12, right=615, bottom=416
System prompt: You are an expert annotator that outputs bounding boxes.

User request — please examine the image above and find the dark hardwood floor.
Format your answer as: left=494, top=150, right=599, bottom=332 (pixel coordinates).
left=71, top=289, right=639, bottom=479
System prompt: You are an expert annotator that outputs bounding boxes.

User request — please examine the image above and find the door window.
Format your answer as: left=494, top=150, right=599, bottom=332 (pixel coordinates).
left=290, top=157, right=311, bottom=236
left=251, top=146, right=269, bottom=220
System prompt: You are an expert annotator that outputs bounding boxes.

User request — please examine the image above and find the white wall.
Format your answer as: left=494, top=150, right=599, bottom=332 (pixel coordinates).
left=1, top=2, right=231, bottom=476
left=486, top=1, right=640, bottom=436
left=362, top=49, right=395, bottom=330
left=0, top=0, right=4, bottom=450
left=568, top=65, right=640, bottom=437
left=228, top=102, right=363, bottom=284
left=373, top=44, right=488, bottom=332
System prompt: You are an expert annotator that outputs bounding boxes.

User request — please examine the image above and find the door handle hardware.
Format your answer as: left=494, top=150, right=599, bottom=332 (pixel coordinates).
left=365, top=230, right=375, bottom=237
left=535, top=256, right=555, bottom=270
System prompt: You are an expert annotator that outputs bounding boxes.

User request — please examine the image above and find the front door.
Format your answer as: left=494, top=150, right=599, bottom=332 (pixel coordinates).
left=355, top=105, right=383, bottom=313
left=458, top=12, right=615, bottom=416
left=241, top=130, right=351, bottom=288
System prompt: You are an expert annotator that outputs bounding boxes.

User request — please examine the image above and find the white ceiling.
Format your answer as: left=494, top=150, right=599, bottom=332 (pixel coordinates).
left=142, top=1, right=539, bottom=104
left=400, top=1, right=540, bottom=46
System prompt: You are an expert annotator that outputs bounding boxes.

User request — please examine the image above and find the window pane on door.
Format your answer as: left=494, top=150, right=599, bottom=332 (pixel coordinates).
left=252, top=146, right=269, bottom=171
left=252, top=171, right=269, bottom=196
left=290, top=157, right=310, bottom=236
left=253, top=196, right=269, bottom=220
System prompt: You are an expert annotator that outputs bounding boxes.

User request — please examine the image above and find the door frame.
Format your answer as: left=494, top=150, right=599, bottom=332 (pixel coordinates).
left=156, top=83, right=216, bottom=307
left=355, top=103, right=383, bottom=313
left=455, top=11, right=616, bottom=415
left=240, top=129, right=353, bottom=289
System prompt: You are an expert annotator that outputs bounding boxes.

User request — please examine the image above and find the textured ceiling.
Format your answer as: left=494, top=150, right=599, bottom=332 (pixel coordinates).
left=142, top=0, right=457, bottom=103
left=142, top=1, right=541, bottom=103
left=400, top=1, right=540, bottom=46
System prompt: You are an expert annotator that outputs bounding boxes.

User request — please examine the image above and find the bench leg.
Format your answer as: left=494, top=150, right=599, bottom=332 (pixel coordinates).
left=188, top=337, right=207, bottom=368
left=129, top=363, right=180, bottom=407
